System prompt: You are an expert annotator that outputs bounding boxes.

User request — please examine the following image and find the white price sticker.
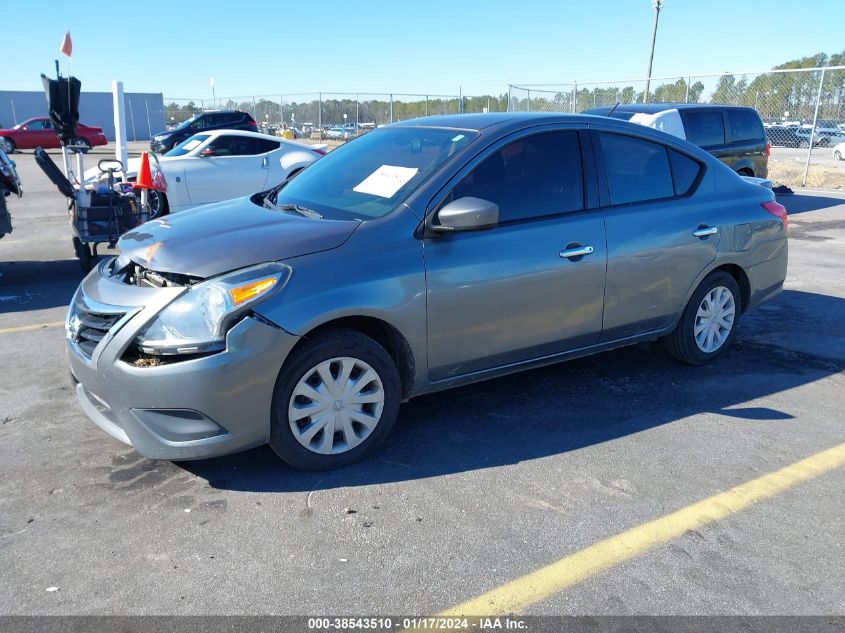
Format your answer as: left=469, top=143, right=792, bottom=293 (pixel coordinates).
left=353, top=165, right=419, bottom=198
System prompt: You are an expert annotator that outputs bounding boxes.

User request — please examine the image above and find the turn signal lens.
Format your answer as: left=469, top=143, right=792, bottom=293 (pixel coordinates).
left=229, top=277, right=278, bottom=306
left=762, top=200, right=788, bottom=231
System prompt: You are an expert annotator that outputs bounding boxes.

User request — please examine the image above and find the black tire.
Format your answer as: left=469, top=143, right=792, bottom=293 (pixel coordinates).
left=72, top=237, right=95, bottom=273
left=662, top=271, right=741, bottom=365
left=0, top=137, right=15, bottom=153
left=148, top=191, right=168, bottom=219
left=270, top=328, right=402, bottom=470
left=835, top=150, right=843, bottom=161
left=71, top=138, right=91, bottom=153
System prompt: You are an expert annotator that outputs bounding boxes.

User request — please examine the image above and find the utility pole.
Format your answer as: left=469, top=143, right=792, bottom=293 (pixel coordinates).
left=643, top=0, right=665, bottom=103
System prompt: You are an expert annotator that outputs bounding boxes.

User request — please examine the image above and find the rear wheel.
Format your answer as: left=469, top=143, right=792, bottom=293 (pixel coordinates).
left=270, top=328, right=402, bottom=470
left=663, top=271, right=740, bottom=365
left=147, top=191, right=168, bottom=219
left=835, top=150, right=842, bottom=161
left=0, top=137, right=15, bottom=153
left=70, top=138, right=91, bottom=152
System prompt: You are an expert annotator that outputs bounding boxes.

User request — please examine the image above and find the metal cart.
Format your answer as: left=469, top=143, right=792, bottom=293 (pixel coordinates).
left=35, top=148, right=149, bottom=271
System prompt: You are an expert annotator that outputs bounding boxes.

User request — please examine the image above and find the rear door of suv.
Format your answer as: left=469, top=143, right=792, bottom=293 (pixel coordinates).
left=724, top=108, right=767, bottom=178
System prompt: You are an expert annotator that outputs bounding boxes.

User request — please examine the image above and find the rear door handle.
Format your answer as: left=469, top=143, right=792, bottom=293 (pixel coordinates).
left=692, top=226, right=718, bottom=238
left=559, top=245, right=594, bottom=259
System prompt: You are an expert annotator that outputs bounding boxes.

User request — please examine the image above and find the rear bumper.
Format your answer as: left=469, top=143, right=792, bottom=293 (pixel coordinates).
left=67, top=262, right=300, bottom=461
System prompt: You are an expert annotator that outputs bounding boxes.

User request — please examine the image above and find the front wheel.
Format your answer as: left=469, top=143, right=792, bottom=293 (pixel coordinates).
left=270, top=328, right=402, bottom=470
left=0, top=137, right=15, bottom=153
left=835, top=150, right=842, bottom=161
left=662, top=271, right=741, bottom=365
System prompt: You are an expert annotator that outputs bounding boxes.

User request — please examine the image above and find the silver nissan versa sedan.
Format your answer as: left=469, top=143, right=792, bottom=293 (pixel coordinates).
left=66, top=113, right=788, bottom=470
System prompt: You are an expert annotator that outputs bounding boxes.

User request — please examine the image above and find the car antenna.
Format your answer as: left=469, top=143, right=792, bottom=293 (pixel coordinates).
left=606, top=102, right=621, bottom=117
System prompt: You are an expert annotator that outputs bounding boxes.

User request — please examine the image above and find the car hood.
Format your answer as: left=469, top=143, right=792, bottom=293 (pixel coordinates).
left=117, top=197, right=360, bottom=278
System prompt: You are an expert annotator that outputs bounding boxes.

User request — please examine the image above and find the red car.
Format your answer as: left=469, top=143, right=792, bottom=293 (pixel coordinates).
left=0, top=117, right=107, bottom=153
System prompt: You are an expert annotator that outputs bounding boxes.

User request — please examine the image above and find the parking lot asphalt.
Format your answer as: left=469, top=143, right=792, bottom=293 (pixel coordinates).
left=0, top=153, right=844, bottom=616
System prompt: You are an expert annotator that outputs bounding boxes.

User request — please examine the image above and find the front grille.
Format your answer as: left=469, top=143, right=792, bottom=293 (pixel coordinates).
left=69, top=293, right=127, bottom=360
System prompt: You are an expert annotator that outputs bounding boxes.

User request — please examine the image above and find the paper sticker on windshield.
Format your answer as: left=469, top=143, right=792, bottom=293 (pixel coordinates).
left=182, top=139, right=203, bottom=152
left=353, top=165, right=419, bottom=198
left=452, top=134, right=465, bottom=142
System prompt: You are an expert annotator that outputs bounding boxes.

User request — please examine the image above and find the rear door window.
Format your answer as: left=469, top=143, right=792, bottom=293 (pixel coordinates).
left=726, top=110, right=765, bottom=143
left=450, top=130, right=584, bottom=223
left=598, top=133, right=674, bottom=205
left=681, top=110, right=726, bottom=147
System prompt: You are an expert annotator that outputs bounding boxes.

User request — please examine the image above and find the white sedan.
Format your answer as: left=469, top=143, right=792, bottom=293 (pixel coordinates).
left=84, top=130, right=326, bottom=217
left=834, top=142, right=845, bottom=161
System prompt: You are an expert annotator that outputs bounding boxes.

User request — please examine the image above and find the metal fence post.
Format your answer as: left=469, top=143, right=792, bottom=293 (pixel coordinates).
left=389, top=94, right=393, bottom=124
left=526, top=89, right=531, bottom=111
left=425, top=96, right=429, bottom=117
left=507, top=85, right=512, bottom=112
left=318, top=93, right=322, bottom=131
left=802, top=67, right=826, bottom=188
left=356, top=93, right=359, bottom=127
left=280, top=95, right=284, bottom=126
left=685, top=77, right=691, bottom=103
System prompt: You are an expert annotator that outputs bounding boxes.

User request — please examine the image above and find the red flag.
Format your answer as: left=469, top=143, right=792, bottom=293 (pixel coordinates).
left=60, top=31, right=72, bottom=58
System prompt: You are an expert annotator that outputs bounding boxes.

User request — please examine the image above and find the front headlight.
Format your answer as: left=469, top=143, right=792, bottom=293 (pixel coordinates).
left=135, top=262, right=291, bottom=355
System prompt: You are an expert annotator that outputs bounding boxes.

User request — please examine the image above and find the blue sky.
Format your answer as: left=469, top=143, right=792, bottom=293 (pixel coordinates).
left=3, top=0, right=844, bottom=99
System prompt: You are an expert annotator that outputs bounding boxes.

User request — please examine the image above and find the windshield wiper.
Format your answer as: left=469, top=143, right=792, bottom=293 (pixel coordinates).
left=273, top=203, right=323, bottom=219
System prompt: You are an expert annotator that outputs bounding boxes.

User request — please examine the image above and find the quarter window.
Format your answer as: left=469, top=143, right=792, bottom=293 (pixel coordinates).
left=682, top=111, right=726, bottom=147
left=450, top=131, right=584, bottom=223
left=599, top=133, right=674, bottom=205
left=668, top=149, right=702, bottom=196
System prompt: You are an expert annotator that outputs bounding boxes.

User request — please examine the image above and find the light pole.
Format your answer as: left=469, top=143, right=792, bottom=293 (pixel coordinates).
left=643, top=0, right=665, bottom=103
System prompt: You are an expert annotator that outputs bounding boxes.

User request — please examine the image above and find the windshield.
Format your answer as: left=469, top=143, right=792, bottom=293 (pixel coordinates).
left=164, top=134, right=210, bottom=157
left=269, top=126, right=477, bottom=220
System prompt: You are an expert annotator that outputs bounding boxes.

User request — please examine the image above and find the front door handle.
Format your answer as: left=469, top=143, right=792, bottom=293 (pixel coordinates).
left=559, top=245, right=594, bottom=259
left=693, top=226, right=718, bottom=238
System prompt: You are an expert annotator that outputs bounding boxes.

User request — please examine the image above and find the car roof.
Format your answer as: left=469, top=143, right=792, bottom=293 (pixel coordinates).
left=584, top=103, right=758, bottom=115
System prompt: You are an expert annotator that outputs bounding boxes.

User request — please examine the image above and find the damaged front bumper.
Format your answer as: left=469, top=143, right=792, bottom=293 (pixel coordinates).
left=66, top=259, right=299, bottom=461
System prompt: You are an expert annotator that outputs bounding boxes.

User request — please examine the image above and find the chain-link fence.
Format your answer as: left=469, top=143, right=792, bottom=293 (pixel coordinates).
left=509, top=66, right=845, bottom=188
left=163, top=93, right=508, bottom=139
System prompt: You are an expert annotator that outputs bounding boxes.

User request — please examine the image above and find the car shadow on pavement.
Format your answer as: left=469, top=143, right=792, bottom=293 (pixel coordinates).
left=179, top=288, right=845, bottom=493
left=778, top=193, right=845, bottom=215
left=0, top=259, right=81, bottom=313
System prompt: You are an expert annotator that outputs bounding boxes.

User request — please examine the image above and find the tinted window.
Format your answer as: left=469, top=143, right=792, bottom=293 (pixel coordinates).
left=668, top=149, right=701, bottom=195
left=599, top=133, right=674, bottom=205
left=451, top=131, right=584, bottom=223
left=273, top=127, right=477, bottom=220
left=682, top=111, right=725, bottom=147
left=726, top=110, right=764, bottom=143
left=208, top=135, right=278, bottom=156
left=27, top=120, right=47, bottom=130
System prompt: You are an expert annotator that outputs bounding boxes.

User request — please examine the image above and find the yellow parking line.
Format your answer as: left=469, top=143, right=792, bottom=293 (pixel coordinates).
left=0, top=321, right=65, bottom=335
left=441, top=442, right=845, bottom=616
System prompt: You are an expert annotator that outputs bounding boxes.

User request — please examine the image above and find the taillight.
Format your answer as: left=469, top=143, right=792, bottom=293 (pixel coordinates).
left=762, top=200, right=787, bottom=230
left=247, top=120, right=257, bottom=128
left=765, top=142, right=771, bottom=159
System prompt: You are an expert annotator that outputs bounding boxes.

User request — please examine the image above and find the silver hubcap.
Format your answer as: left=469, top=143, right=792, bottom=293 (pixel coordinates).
left=0, top=138, right=12, bottom=152
left=288, top=357, right=385, bottom=455
left=694, top=286, right=735, bottom=353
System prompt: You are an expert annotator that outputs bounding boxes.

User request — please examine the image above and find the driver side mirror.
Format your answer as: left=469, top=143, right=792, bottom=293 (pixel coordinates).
left=429, top=197, right=499, bottom=234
